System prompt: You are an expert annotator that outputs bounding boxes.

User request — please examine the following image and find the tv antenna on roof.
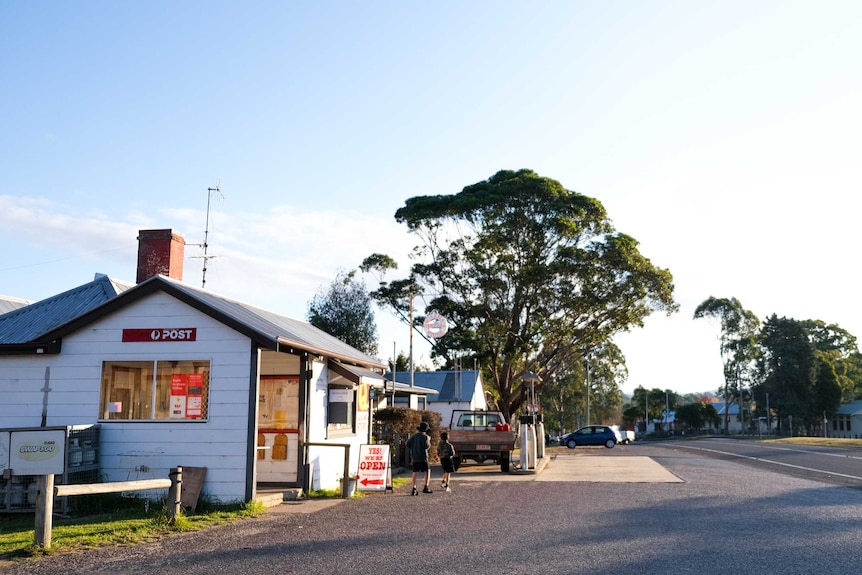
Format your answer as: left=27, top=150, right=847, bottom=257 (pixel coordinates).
left=191, top=181, right=224, bottom=289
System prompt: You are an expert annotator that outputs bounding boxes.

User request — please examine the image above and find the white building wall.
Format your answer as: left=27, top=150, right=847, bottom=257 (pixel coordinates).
left=0, top=354, right=69, bottom=429
left=305, top=361, right=367, bottom=491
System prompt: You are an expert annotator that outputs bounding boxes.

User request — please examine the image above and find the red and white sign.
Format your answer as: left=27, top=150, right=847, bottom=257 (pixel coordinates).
left=422, top=311, right=448, bottom=339
left=169, top=373, right=204, bottom=419
left=356, top=444, right=390, bottom=492
left=122, top=328, right=197, bottom=342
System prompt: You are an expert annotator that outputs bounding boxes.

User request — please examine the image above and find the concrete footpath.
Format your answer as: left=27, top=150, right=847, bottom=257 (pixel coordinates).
left=261, top=448, right=681, bottom=513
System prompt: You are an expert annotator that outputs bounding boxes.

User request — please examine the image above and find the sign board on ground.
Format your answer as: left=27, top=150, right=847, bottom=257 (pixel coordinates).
left=357, top=444, right=390, bottom=492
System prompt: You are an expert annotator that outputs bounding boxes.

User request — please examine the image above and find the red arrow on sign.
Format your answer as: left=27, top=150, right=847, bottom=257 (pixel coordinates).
left=360, top=478, right=385, bottom=486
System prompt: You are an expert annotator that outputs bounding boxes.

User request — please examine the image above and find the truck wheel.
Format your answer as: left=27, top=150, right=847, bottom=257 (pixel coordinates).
left=605, top=439, right=616, bottom=448
left=567, top=439, right=577, bottom=449
left=500, top=452, right=510, bottom=473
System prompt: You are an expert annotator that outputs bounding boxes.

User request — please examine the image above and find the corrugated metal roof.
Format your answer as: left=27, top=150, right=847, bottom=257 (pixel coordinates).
left=156, top=277, right=385, bottom=368
left=714, top=403, right=741, bottom=416
left=387, top=370, right=479, bottom=402
left=0, top=274, right=133, bottom=344
left=30, top=275, right=385, bottom=370
left=835, top=400, right=862, bottom=416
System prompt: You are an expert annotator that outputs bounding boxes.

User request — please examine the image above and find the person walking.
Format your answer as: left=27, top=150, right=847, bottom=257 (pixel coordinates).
left=407, top=421, right=433, bottom=495
left=437, top=431, right=456, bottom=492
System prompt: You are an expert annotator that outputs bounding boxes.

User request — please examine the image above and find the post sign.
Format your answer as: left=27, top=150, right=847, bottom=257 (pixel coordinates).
left=9, top=429, right=66, bottom=475
left=122, top=328, right=197, bottom=342
left=357, top=444, right=390, bottom=492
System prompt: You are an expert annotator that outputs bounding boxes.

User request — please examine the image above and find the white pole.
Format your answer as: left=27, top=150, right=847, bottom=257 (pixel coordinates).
left=585, top=359, right=590, bottom=426
left=409, top=293, right=414, bottom=390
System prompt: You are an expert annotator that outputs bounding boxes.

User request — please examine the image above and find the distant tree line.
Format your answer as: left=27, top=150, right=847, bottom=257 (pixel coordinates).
left=624, top=297, right=862, bottom=435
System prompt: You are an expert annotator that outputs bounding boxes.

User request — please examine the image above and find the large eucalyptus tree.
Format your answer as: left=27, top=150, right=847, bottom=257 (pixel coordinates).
left=693, top=296, right=760, bottom=433
left=364, top=169, right=677, bottom=419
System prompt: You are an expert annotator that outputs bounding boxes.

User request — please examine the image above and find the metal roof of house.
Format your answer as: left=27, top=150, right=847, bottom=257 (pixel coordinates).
left=835, top=400, right=862, bottom=416
left=0, top=274, right=133, bottom=344
left=387, top=370, right=480, bottom=402
left=714, top=403, right=741, bottom=416
left=33, top=274, right=385, bottom=370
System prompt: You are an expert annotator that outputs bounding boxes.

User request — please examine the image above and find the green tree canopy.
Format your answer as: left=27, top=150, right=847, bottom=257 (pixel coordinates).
left=367, top=169, right=677, bottom=419
left=753, top=315, right=850, bottom=431
left=755, top=315, right=815, bottom=430
left=307, top=269, right=378, bottom=357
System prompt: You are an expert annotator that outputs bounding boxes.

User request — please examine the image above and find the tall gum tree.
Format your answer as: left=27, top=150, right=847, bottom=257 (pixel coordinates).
left=367, top=169, right=677, bottom=419
left=693, top=296, right=760, bottom=433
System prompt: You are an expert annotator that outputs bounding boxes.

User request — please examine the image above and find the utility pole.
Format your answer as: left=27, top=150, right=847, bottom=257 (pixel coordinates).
left=409, top=292, right=414, bottom=389
left=585, top=358, right=590, bottom=426
left=766, top=392, right=770, bottom=434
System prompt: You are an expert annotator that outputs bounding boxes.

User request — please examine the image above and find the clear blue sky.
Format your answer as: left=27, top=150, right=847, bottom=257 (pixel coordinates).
left=2, top=1, right=861, bottom=397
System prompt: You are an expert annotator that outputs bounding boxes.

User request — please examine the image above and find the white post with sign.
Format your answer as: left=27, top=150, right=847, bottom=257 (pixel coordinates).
left=356, top=444, right=390, bottom=492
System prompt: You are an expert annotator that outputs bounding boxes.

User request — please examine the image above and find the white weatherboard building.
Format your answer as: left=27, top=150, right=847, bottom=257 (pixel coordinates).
left=0, top=229, right=390, bottom=505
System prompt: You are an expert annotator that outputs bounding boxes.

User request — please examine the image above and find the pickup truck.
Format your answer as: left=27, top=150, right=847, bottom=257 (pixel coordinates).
left=447, top=410, right=517, bottom=472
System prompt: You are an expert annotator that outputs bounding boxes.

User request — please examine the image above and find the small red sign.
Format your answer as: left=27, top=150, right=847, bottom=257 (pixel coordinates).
left=122, top=328, right=197, bottom=342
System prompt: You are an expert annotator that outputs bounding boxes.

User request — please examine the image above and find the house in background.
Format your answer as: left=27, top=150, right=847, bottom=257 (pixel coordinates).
left=714, top=402, right=746, bottom=433
left=830, top=400, right=862, bottom=439
left=388, top=370, right=486, bottom=428
left=0, top=229, right=387, bottom=505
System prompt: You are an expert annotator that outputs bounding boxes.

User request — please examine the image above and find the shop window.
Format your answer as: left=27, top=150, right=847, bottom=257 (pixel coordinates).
left=328, top=386, right=355, bottom=434
left=99, top=360, right=210, bottom=421
left=258, top=376, right=299, bottom=430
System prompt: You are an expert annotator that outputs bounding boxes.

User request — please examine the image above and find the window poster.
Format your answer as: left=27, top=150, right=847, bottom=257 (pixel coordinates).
left=170, top=375, right=187, bottom=418
left=170, top=374, right=205, bottom=419
left=357, top=383, right=369, bottom=412
left=186, top=373, right=204, bottom=418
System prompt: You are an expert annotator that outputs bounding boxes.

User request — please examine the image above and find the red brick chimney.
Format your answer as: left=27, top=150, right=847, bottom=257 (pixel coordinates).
left=136, top=229, right=185, bottom=283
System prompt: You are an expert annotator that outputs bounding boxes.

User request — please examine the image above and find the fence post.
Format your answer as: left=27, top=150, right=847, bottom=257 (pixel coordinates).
left=168, top=467, right=183, bottom=520
left=34, top=474, right=55, bottom=548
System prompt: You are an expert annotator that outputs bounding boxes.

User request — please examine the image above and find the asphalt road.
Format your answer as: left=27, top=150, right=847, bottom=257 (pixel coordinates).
left=660, top=437, right=862, bottom=490
left=3, top=441, right=862, bottom=575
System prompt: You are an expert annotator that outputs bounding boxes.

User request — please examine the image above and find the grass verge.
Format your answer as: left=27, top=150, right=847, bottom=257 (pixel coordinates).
left=762, top=437, right=862, bottom=448
left=0, top=495, right=265, bottom=562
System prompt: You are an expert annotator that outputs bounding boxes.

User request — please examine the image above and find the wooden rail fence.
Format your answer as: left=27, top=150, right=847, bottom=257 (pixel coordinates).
left=33, top=466, right=183, bottom=549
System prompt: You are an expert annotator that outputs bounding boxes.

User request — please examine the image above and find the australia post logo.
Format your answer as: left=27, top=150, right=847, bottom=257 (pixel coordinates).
left=122, top=328, right=197, bottom=342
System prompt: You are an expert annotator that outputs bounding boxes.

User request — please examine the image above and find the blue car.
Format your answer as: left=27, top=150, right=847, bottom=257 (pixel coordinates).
left=561, top=425, right=620, bottom=449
